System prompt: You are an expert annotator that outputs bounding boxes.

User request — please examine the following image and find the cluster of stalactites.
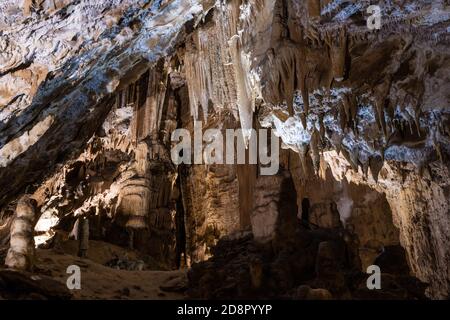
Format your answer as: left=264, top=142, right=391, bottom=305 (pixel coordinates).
left=184, top=27, right=238, bottom=121
left=260, top=0, right=350, bottom=128
left=103, top=61, right=172, bottom=151
left=270, top=31, right=346, bottom=98
left=184, top=0, right=260, bottom=144
left=259, top=0, right=448, bottom=181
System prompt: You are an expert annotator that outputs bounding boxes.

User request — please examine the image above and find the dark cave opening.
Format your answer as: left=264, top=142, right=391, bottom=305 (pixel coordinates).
left=175, top=168, right=187, bottom=269
left=301, top=198, right=310, bottom=227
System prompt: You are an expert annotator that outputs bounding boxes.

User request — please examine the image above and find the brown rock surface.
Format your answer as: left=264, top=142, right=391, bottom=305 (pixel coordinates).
left=0, top=0, right=448, bottom=299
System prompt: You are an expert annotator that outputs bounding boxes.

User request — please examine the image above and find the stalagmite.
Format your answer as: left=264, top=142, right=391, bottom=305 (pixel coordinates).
left=5, top=195, right=37, bottom=271
left=78, top=216, right=89, bottom=258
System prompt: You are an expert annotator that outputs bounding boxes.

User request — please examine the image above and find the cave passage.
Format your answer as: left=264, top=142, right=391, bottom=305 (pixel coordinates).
left=175, top=170, right=187, bottom=269
left=301, top=198, right=310, bottom=228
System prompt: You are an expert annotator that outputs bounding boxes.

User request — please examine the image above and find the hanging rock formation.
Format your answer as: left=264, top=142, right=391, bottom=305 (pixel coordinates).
left=0, top=0, right=449, bottom=300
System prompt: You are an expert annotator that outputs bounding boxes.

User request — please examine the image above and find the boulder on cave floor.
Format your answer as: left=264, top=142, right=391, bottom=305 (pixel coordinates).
left=0, top=268, right=72, bottom=300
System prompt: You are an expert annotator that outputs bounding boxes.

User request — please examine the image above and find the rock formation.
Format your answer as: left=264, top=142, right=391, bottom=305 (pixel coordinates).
left=5, top=195, right=37, bottom=271
left=0, top=0, right=449, bottom=299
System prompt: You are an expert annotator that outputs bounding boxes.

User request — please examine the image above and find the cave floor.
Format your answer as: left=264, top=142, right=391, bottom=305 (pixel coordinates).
left=33, top=242, right=186, bottom=300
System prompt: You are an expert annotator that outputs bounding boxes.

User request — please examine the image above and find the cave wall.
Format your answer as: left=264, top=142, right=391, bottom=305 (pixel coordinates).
left=324, top=150, right=450, bottom=298
left=0, top=0, right=448, bottom=299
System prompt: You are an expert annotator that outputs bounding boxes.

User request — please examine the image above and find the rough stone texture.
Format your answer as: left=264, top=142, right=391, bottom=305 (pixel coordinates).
left=324, top=150, right=450, bottom=298
left=187, top=209, right=427, bottom=300
left=5, top=195, right=37, bottom=271
left=0, top=0, right=448, bottom=299
left=0, top=269, right=72, bottom=300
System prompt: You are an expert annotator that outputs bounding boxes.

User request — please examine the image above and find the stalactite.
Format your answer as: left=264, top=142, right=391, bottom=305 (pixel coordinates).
left=229, top=35, right=256, bottom=144
left=341, top=147, right=358, bottom=172
left=118, top=177, right=150, bottom=232
left=300, top=73, right=310, bottom=117
left=362, top=160, right=369, bottom=178
left=145, top=62, right=168, bottom=140
left=0, top=0, right=448, bottom=301
left=280, top=50, right=296, bottom=115
left=319, top=113, right=325, bottom=141
left=326, top=27, right=348, bottom=82
left=375, top=97, right=387, bottom=138
left=414, top=109, right=422, bottom=137
left=369, top=155, right=383, bottom=182
left=298, top=144, right=309, bottom=176
left=433, top=134, right=443, bottom=163
left=307, top=0, right=321, bottom=18
left=184, top=1, right=244, bottom=123
left=341, top=93, right=351, bottom=124
left=350, top=147, right=360, bottom=172
left=348, top=93, right=358, bottom=131
left=339, top=101, right=347, bottom=131
left=333, top=134, right=344, bottom=155
left=300, top=113, right=307, bottom=130
left=310, top=129, right=321, bottom=174
left=270, top=0, right=287, bottom=43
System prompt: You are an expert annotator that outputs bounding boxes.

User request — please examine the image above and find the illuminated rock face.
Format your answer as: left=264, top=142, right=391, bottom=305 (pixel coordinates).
left=0, top=0, right=449, bottom=298
left=5, top=195, right=36, bottom=271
